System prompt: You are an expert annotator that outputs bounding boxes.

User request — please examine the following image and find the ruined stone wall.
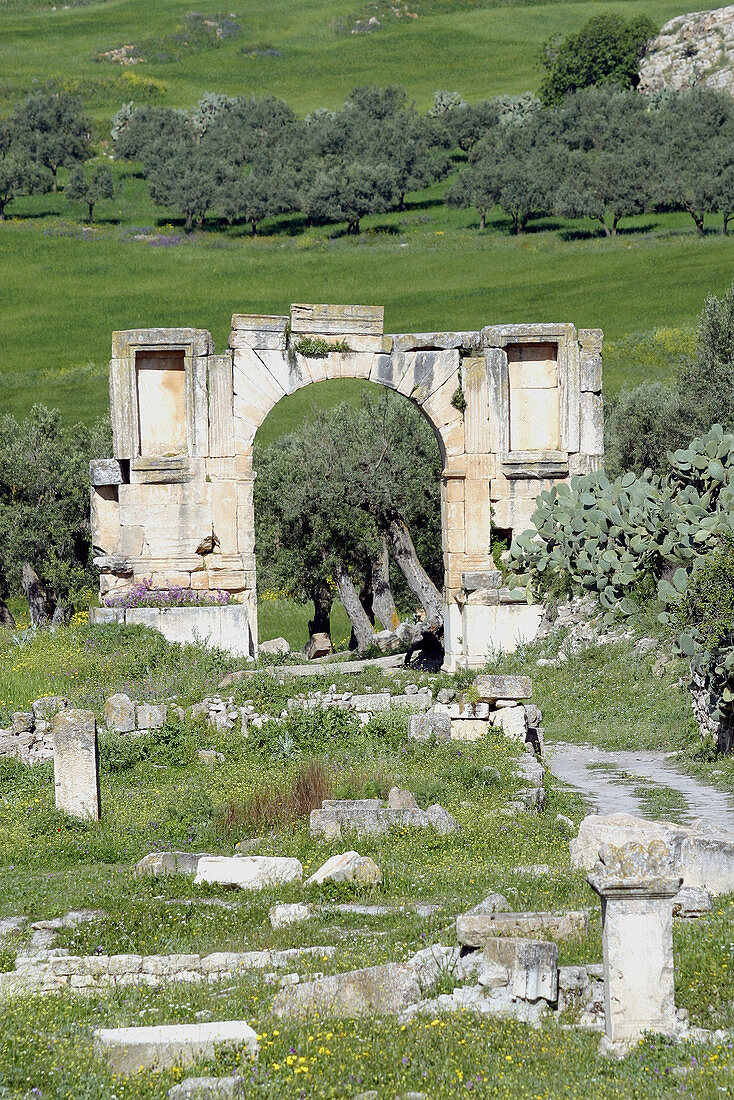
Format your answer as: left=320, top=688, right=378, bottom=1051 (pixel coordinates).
left=91, top=304, right=603, bottom=670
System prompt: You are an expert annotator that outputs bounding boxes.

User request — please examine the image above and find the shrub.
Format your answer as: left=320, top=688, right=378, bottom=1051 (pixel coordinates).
left=604, top=382, right=685, bottom=477
left=539, top=14, right=656, bottom=106
left=99, top=719, right=196, bottom=772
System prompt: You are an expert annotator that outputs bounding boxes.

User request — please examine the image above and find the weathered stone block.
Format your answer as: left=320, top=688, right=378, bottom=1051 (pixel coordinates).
left=94, top=1021, right=258, bottom=1074
left=104, top=693, right=135, bottom=733
left=273, top=963, right=420, bottom=1017
left=408, top=712, right=452, bottom=742
left=475, top=675, right=532, bottom=702
left=136, top=703, right=167, bottom=730
left=479, top=938, right=558, bottom=1003
left=457, top=911, right=588, bottom=947
left=90, top=458, right=126, bottom=486
left=194, top=856, right=303, bottom=890
left=134, top=852, right=207, bottom=877
left=52, top=710, right=100, bottom=822
left=305, top=851, right=383, bottom=887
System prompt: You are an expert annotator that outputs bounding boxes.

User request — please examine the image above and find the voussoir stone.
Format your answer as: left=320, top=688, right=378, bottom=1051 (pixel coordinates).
left=273, top=963, right=421, bottom=1017
left=194, top=856, right=303, bottom=890
left=94, top=1021, right=259, bottom=1074
left=305, top=852, right=383, bottom=887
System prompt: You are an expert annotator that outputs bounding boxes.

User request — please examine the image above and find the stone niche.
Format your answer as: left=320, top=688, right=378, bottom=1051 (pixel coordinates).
left=91, top=307, right=603, bottom=669
left=136, top=350, right=187, bottom=456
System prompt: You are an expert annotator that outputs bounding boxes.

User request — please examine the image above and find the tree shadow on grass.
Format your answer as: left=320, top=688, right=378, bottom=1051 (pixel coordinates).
left=558, top=221, right=659, bottom=242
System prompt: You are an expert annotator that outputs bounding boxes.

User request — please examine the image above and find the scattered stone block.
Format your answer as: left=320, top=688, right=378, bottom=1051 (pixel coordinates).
left=475, top=675, right=532, bottom=703
left=408, top=713, right=451, bottom=742
left=94, top=1021, right=259, bottom=1074
left=11, top=712, right=33, bottom=734
left=259, top=637, right=290, bottom=658
left=168, top=1077, right=246, bottom=1099
left=194, top=856, right=303, bottom=890
left=134, top=852, right=207, bottom=878
left=303, top=632, right=332, bottom=660
left=52, top=709, right=100, bottom=822
left=104, top=693, right=135, bottom=733
left=305, top=851, right=383, bottom=887
left=479, top=938, right=558, bottom=1003
left=309, top=797, right=458, bottom=840
left=198, top=749, right=225, bottom=764
left=136, top=703, right=167, bottom=730
left=673, top=885, right=713, bottom=917
left=463, top=893, right=510, bottom=917
left=273, top=963, right=421, bottom=1017
left=457, top=910, right=587, bottom=946
left=32, top=696, right=67, bottom=721
left=386, top=787, right=419, bottom=810
left=269, top=903, right=311, bottom=929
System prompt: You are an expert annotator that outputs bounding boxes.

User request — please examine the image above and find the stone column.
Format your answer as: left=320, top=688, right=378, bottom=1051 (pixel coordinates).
left=52, top=710, right=101, bottom=822
left=588, top=840, right=681, bottom=1050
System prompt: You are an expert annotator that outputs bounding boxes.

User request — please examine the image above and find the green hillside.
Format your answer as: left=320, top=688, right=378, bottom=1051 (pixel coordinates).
left=0, top=0, right=700, bottom=118
left=0, top=0, right=723, bottom=434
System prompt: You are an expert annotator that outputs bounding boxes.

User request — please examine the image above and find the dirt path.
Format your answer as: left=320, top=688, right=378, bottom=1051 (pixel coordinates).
left=547, top=740, right=734, bottom=831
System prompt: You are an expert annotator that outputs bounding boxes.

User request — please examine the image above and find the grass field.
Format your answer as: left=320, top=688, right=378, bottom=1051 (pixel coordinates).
left=2, top=191, right=732, bottom=426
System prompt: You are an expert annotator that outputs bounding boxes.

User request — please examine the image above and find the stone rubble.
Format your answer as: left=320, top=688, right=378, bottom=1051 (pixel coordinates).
left=309, top=796, right=459, bottom=840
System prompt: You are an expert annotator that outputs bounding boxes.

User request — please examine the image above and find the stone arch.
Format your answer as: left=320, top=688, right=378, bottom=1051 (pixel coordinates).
left=92, top=304, right=604, bottom=670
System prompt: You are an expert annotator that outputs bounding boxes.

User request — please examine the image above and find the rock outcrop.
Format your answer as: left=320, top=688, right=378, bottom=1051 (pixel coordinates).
left=639, top=5, right=734, bottom=95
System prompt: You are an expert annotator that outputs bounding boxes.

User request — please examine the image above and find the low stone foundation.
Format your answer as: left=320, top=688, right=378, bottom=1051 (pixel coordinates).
left=1, top=945, right=335, bottom=995
left=90, top=604, right=254, bottom=658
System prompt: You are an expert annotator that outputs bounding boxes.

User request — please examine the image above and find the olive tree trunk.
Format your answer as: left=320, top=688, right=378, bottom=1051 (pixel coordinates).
left=21, top=562, right=56, bottom=627
left=387, top=517, right=443, bottom=626
left=371, top=539, right=398, bottom=630
left=308, top=580, right=333, bottom=642
left=0, top=598, right=15, bottom=629
left=335, top=561, right=375, bottom=653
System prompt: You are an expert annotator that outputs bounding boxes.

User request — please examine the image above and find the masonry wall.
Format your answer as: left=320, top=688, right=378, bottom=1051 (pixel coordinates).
left=91, top=305, right=603, bottom=670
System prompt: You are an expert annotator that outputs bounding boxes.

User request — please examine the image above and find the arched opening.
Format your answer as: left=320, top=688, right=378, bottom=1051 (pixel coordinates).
left=252, top=378, right=446, bottom=660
